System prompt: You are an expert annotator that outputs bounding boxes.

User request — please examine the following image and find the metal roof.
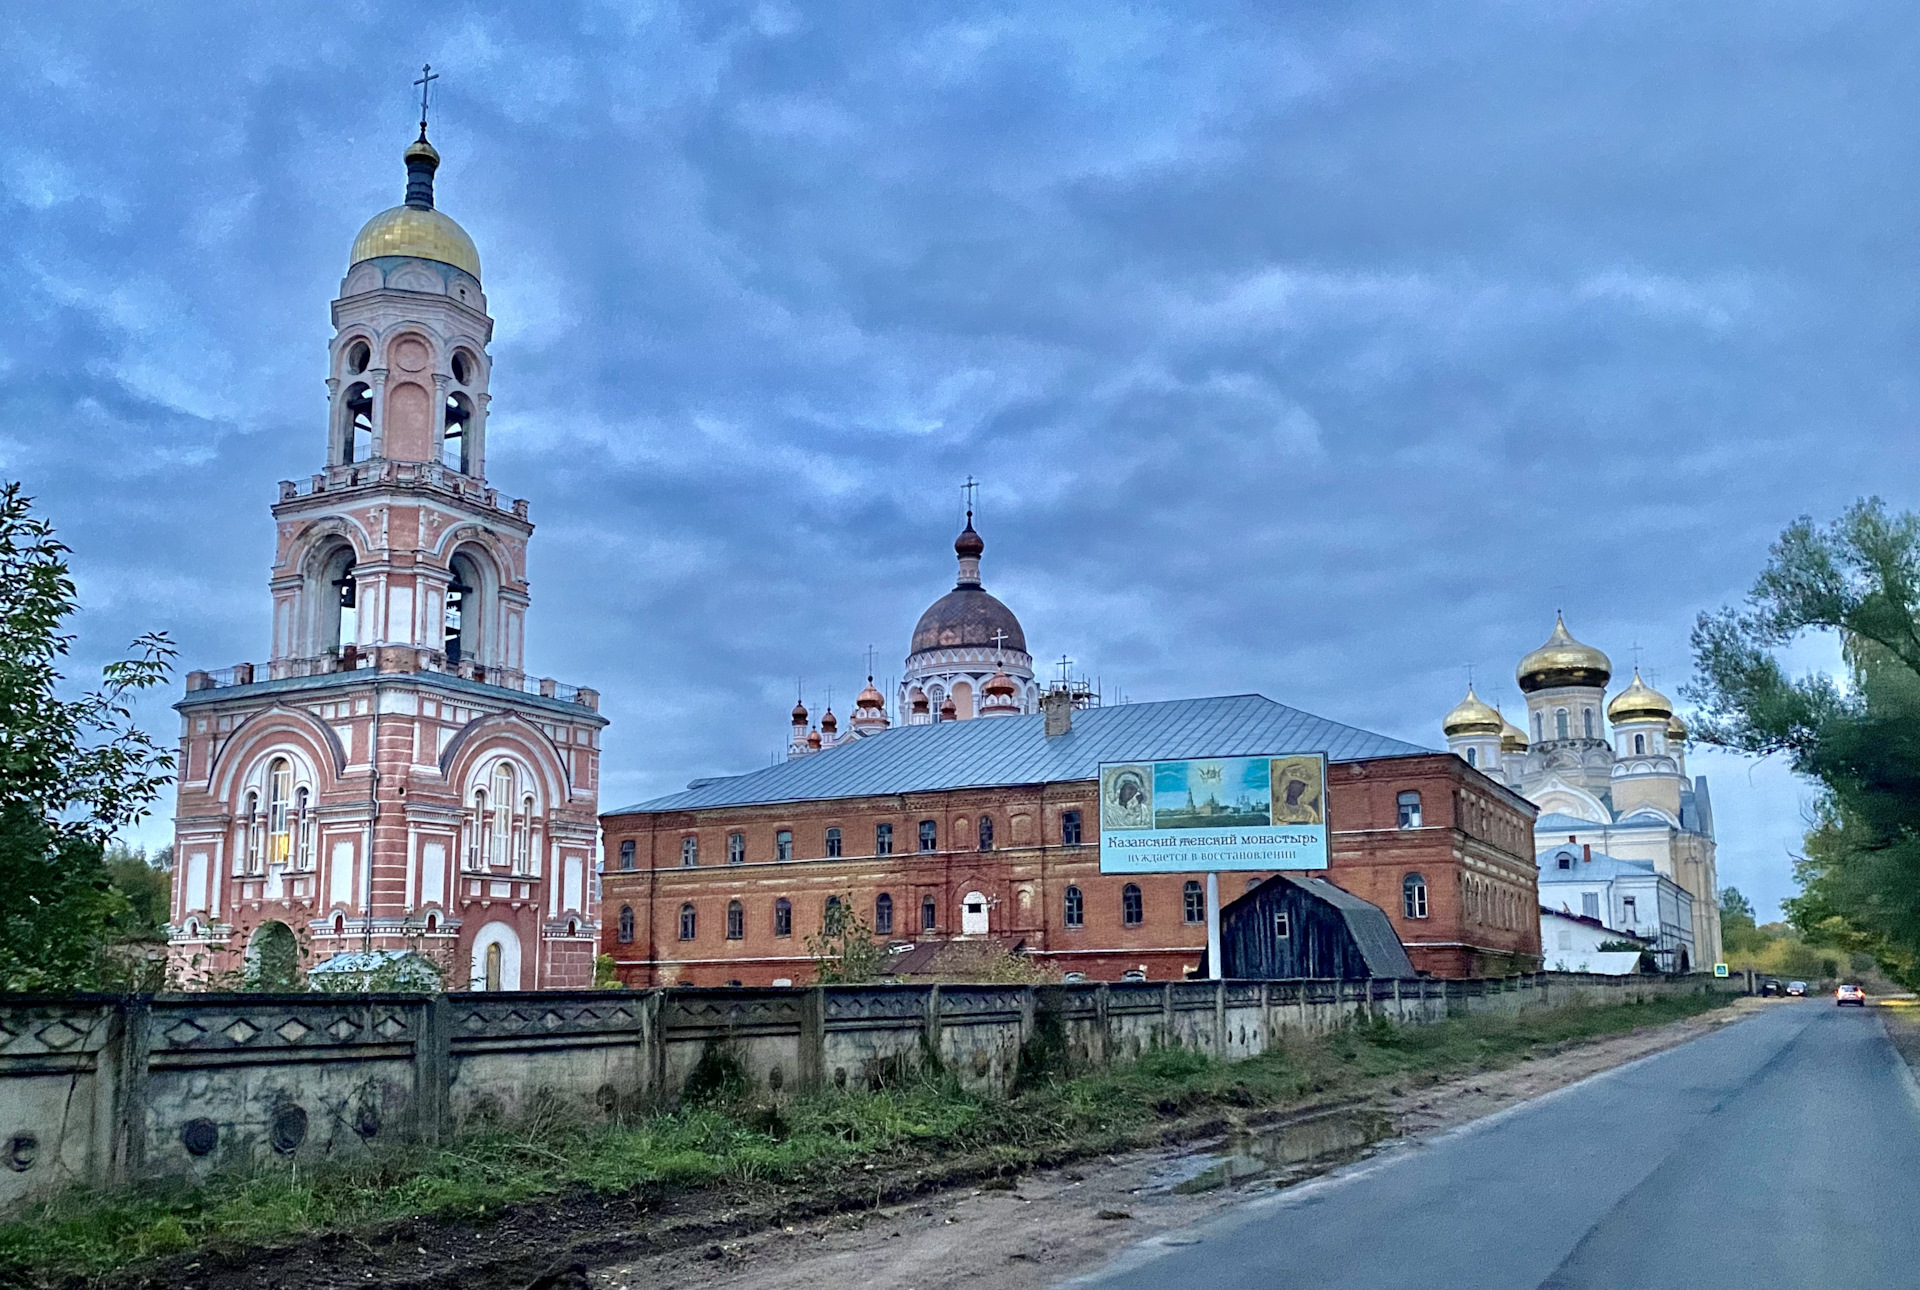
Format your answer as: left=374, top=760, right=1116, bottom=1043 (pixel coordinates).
left=611, top=693, right=1433, bottom=816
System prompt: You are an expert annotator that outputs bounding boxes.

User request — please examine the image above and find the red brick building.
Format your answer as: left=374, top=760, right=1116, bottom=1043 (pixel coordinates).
left=600, top=693, right=1540, bottom=984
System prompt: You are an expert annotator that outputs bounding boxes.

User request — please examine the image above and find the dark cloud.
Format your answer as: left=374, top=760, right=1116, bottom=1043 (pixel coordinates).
left=3, top=1, right=1905, bottom=917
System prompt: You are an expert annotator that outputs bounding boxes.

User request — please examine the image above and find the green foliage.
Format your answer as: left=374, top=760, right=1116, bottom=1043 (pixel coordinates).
left=593, top=953, right=623, bottom=988
left=0, top=483, right=175, bottom=992
left=1719, top=887, right=1768, bottom=955
left=0, top=991, right=1730, bottom=1282
left=101, top=843, right=173, bottom=942
left=681, top=1043, right=751, bottom=1107
left=805, top=893, right=885, bottom=984
left=1689, top=499, right=1920, bottom=986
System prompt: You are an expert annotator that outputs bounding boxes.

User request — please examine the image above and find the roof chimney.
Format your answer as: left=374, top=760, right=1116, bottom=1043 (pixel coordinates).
left=1582, top=843, right=1592, bottom=863
left=1041, top=687, right=1073, bottom=737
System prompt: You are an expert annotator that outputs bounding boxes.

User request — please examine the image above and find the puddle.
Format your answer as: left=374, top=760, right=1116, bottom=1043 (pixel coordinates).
left=1169, top=1108, right=1394, bottom=1194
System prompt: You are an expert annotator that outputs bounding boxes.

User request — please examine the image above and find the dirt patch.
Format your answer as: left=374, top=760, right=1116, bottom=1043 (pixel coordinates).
left=582, top=1002, right=1755, bottom=1290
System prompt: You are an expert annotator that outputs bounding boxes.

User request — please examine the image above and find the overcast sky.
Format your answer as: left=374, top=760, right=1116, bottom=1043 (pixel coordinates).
left=6, top=2, right=1909, bottom=918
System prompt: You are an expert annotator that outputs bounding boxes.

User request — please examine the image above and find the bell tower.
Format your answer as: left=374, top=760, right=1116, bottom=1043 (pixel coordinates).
left=167, top=118, right=606, bottom=992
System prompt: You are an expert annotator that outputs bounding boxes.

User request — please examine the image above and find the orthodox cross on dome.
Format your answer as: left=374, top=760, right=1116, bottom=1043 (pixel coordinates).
left=864, top=644, right=878, bottom=681
left=414, top=63, right=439, bottom=138
left=1055, top=655, right=1074, bottom=686
left=962, top=476, right=979, bottom=522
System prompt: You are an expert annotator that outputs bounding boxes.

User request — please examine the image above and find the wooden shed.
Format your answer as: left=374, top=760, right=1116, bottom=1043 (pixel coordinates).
left=1212, top=874, right=1418, bottom=979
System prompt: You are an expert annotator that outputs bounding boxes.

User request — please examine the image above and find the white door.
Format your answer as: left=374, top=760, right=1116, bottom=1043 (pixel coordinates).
left=960, top=891, right=990, bottom=936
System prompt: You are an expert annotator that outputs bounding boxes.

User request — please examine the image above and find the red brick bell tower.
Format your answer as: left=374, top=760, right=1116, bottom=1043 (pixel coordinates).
left=166, top=127, right=606, bottom=990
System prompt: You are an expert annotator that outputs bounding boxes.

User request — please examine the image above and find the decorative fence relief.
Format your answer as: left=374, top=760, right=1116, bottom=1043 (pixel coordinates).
left=0, top=972, right=1736, bottom=1210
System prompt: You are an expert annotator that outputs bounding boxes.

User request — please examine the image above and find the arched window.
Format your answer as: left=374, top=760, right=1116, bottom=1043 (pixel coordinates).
left=1122, top=883, right=1143, bottom=926
left=294, top=785, right=313, bottom=870
left=1183, top=880, right=1204, bottom=924
left=1063, top=885, right=1084, bottom=928
left=1403, top=873, right=1429, bottom=919
left=875, top=893, right=894, bottom=934
left=514, top=793, right=534, bottom=874
left=443, top=391, right=474, bottom=472
left=825, top=827, right=842, bottom=858
left=681, top=837, right=698, bottom=867
left=342, top=382, right=373, bottom=463
left=922, top=893, right=937, bottom=931
left=1634, top=733, right=1646, bottom=755
left=1533, top=711, right=1543, bottom=741
left=470, top=787, right=488, bottom=869
left=1465, top=746, right=1478, bottom=767
left=1396, top=791, right=1422, bottom=829
left=333, top=912, right=345, bottom=936
left=243, top=790, right=262, bottom=873
left=1583, top=708, right=1595, bottom=738
left=727, top=832, right=745, bottom=864
left=617, top=905, right=634, bottom=943
left=919, top=819, right=938, bottom=851
left=726, top=900, right=744, bottom=940
left=978, top=816, right=994, bottom=851
left=266, top=759, right=293, bottom=865
left=318, top=545, right=358, bottom=654
left=485, top=941, right=503, bottom=991
left=445, top=551, right=485, bottom=667
left=619, top=840, right=636, bottom=871
left=1555, top=709, right=1570, bottom=740
left=774, top=898, right=793, bottom=937
left=678, top=903, right=697, bottom=941
left=490, top=764, right=514, bottom=867
left=344, top=339, right=371, bottom=376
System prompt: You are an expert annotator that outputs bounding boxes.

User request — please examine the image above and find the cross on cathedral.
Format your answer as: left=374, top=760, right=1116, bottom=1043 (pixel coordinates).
left=414, top=63, right=439, bottom=137
left=963, top=476, right=979, bottom=519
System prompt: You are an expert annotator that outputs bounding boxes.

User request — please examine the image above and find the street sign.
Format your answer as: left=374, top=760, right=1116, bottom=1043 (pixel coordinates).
left=1714, top=963, right=1729, bottom=978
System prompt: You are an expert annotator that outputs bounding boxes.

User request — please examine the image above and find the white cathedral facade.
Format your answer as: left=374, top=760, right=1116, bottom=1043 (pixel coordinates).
left=1442, top=615, right=1723, bottom=966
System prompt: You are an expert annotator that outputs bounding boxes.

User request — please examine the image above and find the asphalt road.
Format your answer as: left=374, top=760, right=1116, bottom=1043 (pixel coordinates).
left=1082, top=1001, right=1920, bottom=1290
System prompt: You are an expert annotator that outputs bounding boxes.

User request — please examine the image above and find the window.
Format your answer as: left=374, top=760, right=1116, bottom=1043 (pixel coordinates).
left=727, top=832, right=745, bottom=864
left=1582, top=892, right=1601, bottom=920
left=1062, top=810, right=1083, bottom=846
left=618, top=905, right=634, bottom=943
left=1533, top=711, right=1543, bottom=741
left=1623, top=896, right=1638, bottom=924
left=619, top=840, right=636, bottom=871
left=1556, top=709, right=1569, bottom=740
left=875, top=893, right=894, bottom=935
left=1584, top=708, right=1595, bottom=739
left=490, top=764, right=514, bottom=866
left=266, top=758, right=293, bottom=865
left=776, top=829, right=793, bottom=862
left=978, top=816, right=994, bottom=851
left=1122, top=883, right=1143, bottom=926
left=1183, top=880, right=1204, bottom=924
left=1558, top=851, right=1572, bottom=870
left=919, top=819, right=938, bottom=852
left=1557, top=929, right=1574, bottom=951
left=876, top=823, right=893, bottom=856
left=1396, top=791, right=1422, bottom=829
left=678, top=903, right=696, bottom=940
left=342, top=382, right=373, bottom=463
left=1465, top=746, right=1477, bottom=767
left=1403, top=873, right=1429, bottom=919
left=243, top=790, right=262, bottom=872
left=726, top=900, right=744, bottom=940
left=1634, top=733, right=1646, bottom=755
left=681, top=837, right=698, bottom=867
left=1064, top=885, right=1084, bottom=928
left=450, top=348, right=474, bottom=385
left=293, top=785, right=313, bottom=870
left=444, top=551, right=485, bottom=667
left=515, top=793, right=534, bottom=874
left=1274, top=910, right=1291, bottom=941
left=825, top=827, right=842, bottom=858
left=443, top=391, right=474, bottom=472
left=344, top=339, right=371, bottom=375
left=824, top=895, right=842, bottom=928
left=774, top=898, right=792, bottom=937
left=922, top=893, right=937, bottom=931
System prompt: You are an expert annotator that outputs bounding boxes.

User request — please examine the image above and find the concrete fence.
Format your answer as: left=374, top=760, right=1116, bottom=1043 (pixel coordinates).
left=0, top=972, right=1736, bottom=1211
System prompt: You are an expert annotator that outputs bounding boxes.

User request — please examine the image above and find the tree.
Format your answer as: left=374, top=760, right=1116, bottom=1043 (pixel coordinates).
left=1718, top=887, right=1766, bottom=956
left=805, top=894, right=885, bottom=984
left=0, top=483, right=174, bottom=992
left=1689, top=499, right=1920, bottom=986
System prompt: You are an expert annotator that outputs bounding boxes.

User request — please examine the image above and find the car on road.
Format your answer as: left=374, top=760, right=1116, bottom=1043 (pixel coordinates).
left=1836, top=983, right=1867, bottom=1007
left=1786, top=980, right=1808, bottom=996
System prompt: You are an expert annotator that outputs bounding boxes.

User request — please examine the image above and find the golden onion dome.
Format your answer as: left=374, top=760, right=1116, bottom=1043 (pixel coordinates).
left=1442, top=685, right=1504, bottom=738
left=348, top=134, right=481, bottom=279
left=1667, top=712, right=1690, bottom=741
left=1499, top=710, right=1529, bottom=753
left=1516, top=614, right=1612, bottom=692
left=1606, top=669, right=1673, bottom=724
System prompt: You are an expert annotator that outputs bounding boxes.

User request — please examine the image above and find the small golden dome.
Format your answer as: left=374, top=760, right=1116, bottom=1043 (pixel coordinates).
left=984, top=668, right=1018, bottom=698
left=1517, top=614, right=1612, bottom=692
left=856, top=681, right=886, bottom=711
left=350, top=204, right=481, bottom=279
left=1499, top=709, right=1529, bottom=753
left=1606, top=669, right=1673, bottom=724
left=1442, top=686, right=1504, bottom=738
left=1667, top=712, right=1689, bottom=741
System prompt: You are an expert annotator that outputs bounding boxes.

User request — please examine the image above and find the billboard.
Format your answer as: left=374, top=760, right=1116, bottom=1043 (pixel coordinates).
left=1097, top=753, right=1329, bottom=874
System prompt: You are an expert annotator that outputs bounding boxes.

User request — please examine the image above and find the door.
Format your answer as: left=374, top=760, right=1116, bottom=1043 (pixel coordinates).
left=961, top=891, right=989, bottom=936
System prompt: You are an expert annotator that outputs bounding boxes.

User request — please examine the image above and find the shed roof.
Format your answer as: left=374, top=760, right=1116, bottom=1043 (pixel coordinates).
left=610, top=693, right=1433, bottom=815
left=1225, top=874, right=1418, bottom=978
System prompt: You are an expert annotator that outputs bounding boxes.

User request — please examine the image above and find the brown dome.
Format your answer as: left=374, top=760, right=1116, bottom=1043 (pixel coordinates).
left=819, top=709, right=838, bottom=733
left=955, top=520, right=984, bottom=559
left=791, top=700, right=808, bottom=723
left=909, top=586, right=1026, bottom=655
left=984, top=668, right=1018, bottom=697
left=856, top=681, right=886, bottom=711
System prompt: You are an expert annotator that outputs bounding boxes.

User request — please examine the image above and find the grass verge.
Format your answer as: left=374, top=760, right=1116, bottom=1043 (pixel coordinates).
left=0, top=991, right=1731, bottom=1285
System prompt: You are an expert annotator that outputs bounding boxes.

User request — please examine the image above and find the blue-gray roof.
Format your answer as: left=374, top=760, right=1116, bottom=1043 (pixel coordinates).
left=611, top=693, right=1433, bottom=815
left=1537, top=844, right=1657, bottom=881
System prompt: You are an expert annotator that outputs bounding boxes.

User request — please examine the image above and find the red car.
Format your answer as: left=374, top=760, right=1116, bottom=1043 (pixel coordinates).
left=1836, top=984, right=1867, bottom=1007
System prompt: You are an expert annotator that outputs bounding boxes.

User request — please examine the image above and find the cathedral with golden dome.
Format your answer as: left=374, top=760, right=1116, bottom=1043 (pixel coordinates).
left=1441, top=616, right=1721, bottom=964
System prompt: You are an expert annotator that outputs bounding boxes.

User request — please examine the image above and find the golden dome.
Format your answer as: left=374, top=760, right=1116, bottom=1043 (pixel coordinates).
left=1667, top=712, right=1690, bottom=741
left=1499, top=710, right=1529, bottom=753
left=1517, top=614, right=1612, bottom=692
left=350, top=204, right=481, bottom=279
left=855, top=681, right=886, bottom=711
left=1442, top=685, right=1504, bottom=738
left=1606, top=669, right=1673, bottom=724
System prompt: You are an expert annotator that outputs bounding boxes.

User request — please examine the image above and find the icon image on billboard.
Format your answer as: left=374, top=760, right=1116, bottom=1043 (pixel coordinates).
left=1100, top=764, right=1154, bottom=830
left=1269, top=755, right=1324, bottom=825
